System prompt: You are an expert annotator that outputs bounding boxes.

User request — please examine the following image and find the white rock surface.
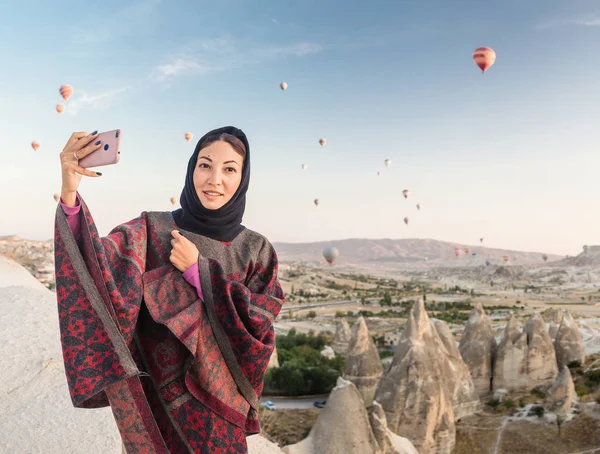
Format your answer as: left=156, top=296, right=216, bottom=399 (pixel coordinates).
left=320, top=345, right=336, bottom=360
left=369, top=402, right=418, bottom=454
left=282, top=377, right=380, bottom=454
left=544, top=366, right=577, bottom=415
left=0, top=255, right=283, bottom=454
left=0, top=256, right=122, bottom=453
left=248, top=434, right=285, bottom=453
left=374, top=300, right=457, bottom=454
left=268, top=345, right=280, bottom=368
left=524, top=313, right=559, bottom=387
left=458, top=303, right=497, bottom=395
left=331, top=318, right=353, bottom=355
left=342, top=317, right=384, bottom=405
left=494, top=316, right=528, bottom=391
left=554, top=311, right=585, bottom=369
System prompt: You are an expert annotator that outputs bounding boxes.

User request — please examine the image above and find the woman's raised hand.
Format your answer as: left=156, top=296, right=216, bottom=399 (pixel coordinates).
left=59, top=131, right=103, bottom=206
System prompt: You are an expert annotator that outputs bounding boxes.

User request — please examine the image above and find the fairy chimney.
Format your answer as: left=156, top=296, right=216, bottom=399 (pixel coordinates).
left=342, top=317, right=384, bottom=405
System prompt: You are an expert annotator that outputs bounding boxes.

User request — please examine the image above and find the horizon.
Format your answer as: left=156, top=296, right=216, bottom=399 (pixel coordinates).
left=2, top=0, right=600, bottom=256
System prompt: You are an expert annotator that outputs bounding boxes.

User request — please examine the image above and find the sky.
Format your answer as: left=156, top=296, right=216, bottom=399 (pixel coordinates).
left=0, top=0, right=599, bottom=255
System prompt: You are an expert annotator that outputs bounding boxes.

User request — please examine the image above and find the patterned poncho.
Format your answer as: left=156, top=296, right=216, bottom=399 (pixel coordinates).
left=53, top=196, right=284, bottom=453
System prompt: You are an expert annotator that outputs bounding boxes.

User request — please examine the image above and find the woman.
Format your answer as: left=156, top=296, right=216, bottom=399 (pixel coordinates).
left=54, top=126, right=284, bottom=453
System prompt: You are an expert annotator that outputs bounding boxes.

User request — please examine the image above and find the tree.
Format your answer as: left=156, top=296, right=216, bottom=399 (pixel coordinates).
left=291, top=284, right=295, bottom=295
left=556, top=414, right=564, bottom=436
left=307, top=311, right=317, bottom=319
left=383, top=292, right=392, bottom=306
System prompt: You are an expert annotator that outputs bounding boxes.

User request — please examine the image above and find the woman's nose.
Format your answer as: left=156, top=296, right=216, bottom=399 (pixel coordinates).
left=207, top=170, right=223, bottom=185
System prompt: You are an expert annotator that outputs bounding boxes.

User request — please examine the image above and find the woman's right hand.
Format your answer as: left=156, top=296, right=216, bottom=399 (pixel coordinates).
left=60, top=131, right=103, bottom=203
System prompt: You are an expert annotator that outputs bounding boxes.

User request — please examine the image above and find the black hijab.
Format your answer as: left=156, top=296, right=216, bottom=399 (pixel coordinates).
left=172, top=126, right=250, bottom=242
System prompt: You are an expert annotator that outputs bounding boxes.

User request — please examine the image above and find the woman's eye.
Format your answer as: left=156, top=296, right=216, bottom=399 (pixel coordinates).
left=226, top=167, right=236, bottom=173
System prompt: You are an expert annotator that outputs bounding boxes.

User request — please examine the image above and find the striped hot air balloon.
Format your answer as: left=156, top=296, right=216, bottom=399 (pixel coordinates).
left=184, top=132, right=193, bottom=142
left=319, top=138, right=326, bottom=147
left=56, top=104, right=65, bottom=114
left=31, top=141, right=40, bottom=151
left=59, top=84, right=73, bottom=101
left=472, top=47, right=496, bottom=73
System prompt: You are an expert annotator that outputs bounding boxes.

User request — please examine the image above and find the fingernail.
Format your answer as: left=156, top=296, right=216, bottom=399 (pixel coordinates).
left=96, top=172, right=102, bottom=176
left=95, top=141, right=101, bottom=145
left=91, top=130, right=98, bottom=135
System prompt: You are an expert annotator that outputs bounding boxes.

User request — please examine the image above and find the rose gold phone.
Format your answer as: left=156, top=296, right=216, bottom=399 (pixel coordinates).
left=79, top=129, right=121, bottom=168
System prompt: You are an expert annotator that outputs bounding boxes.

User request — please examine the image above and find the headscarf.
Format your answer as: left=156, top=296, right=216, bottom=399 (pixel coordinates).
left=172, top=126, right=250, bottom=242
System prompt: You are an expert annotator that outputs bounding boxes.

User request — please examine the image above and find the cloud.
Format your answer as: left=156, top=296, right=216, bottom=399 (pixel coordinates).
left=535, top=14, right=600, bottom=29
left=153, top=36, right=323, bottom=80
left=571, top=18, right=600, bottom=26
left=70, top=0, right=161, bottom=44
left=65, top=87, right=130, bottom=116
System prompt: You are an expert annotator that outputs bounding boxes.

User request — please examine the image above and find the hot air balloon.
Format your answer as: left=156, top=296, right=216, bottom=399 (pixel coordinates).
left=416, top=203, right=421, bottom=210
left=56, top=104, right=65, bottom=114
left=319, top=138, right=326, bottom=147
left=472, top=47, right=496, bottom=73
left=59, top=84, right=73, bottom=101
left=377, top=171, right=381, bottom=176
left=384, top=159, right=391, bottom=168
left=403, top=217, right=409, bottom=225
left=31, top=141, right=40, bottom=151
left=454, top=247, right=462, bottom=257
left=464, top=247, right=470, bottom=255
left=280, top=82, right=288, bottom=91
left=323, top=247, right=339, bottom=265
left=501, top=255, right=509, bottom=264
left=480, top=238, right=484, bottom=244
left=402, top=189, right=409, bottom=199
left=542, top=254, right=548, bottom=262
left=170, top=197, right=177, bottom=207
left=314, top=198, right=320, bottom=206
left=301, top=164, right=308, bottom=170
left=53, top=193, right=60, bottom=202
left=185, top=132, right=193, bottom=142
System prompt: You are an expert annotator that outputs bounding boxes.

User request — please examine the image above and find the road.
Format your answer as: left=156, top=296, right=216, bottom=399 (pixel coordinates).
left=284, top=300, right=359, bottom=311
left=261, top=395, right=328, bottom=409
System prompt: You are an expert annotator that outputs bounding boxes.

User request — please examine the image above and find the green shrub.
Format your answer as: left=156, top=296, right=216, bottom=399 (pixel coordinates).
left=532, top=388, right=546, bottom=399
left=503, top=399, right=515, bottom=409
left=575, top=383, right=591, bottom=397
left=518, top=399, right=525, bottom=408
left=533, top=406, right=545, bottom=418
left=487, top=399, right=501, bottom=409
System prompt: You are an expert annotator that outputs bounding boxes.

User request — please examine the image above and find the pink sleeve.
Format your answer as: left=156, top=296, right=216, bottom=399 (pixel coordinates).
left=59, top=194, right=82, bottom=240
left=183, top=262, right=204, bottom=301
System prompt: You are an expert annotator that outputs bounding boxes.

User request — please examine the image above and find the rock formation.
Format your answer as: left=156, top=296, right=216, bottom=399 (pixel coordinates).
left=431, top=319, right=481, bottom=417
left=267, top=345, right=280, bottom=369
left=458, top=303, right=497, bottom=395
left=343, top=317, right=384, bottom=405
left=494, top=316, right=528, bottom=391
left=331, top=318, right=352, bottom=355
left=544, top=366, right=577, bottom=415
left=374, top=300, right=467, bottom=453
left=282, top=377, right=381, bottom=454
left=369, top=402, right=419, bottom=454
left=546, top=308, right=564, bottom=340
left=320, top=345, right=336, bottom=360
left=524, top=313, right=558, bottom=387
left=554, top=310, right=585, bottom=369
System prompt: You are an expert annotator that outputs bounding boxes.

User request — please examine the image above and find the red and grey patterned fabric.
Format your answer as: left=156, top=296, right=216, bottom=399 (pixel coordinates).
left=54, top=194, right=284, bottom=453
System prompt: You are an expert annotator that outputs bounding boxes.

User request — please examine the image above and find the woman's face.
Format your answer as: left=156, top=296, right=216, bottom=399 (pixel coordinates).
left=193, top=140, right=244, bottom=210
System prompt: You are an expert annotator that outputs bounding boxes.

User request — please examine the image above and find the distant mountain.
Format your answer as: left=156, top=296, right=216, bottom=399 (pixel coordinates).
left=558, top=245, right=600, bottom=267
left=272, top=238, right=563, bottom=268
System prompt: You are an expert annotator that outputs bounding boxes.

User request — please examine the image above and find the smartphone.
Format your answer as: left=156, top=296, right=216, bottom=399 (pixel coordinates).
left=79, top=129, right=121, bottom=168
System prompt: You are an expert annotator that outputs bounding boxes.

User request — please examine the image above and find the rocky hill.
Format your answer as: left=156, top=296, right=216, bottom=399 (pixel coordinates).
left=273, top=238, right=563, bottom=268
